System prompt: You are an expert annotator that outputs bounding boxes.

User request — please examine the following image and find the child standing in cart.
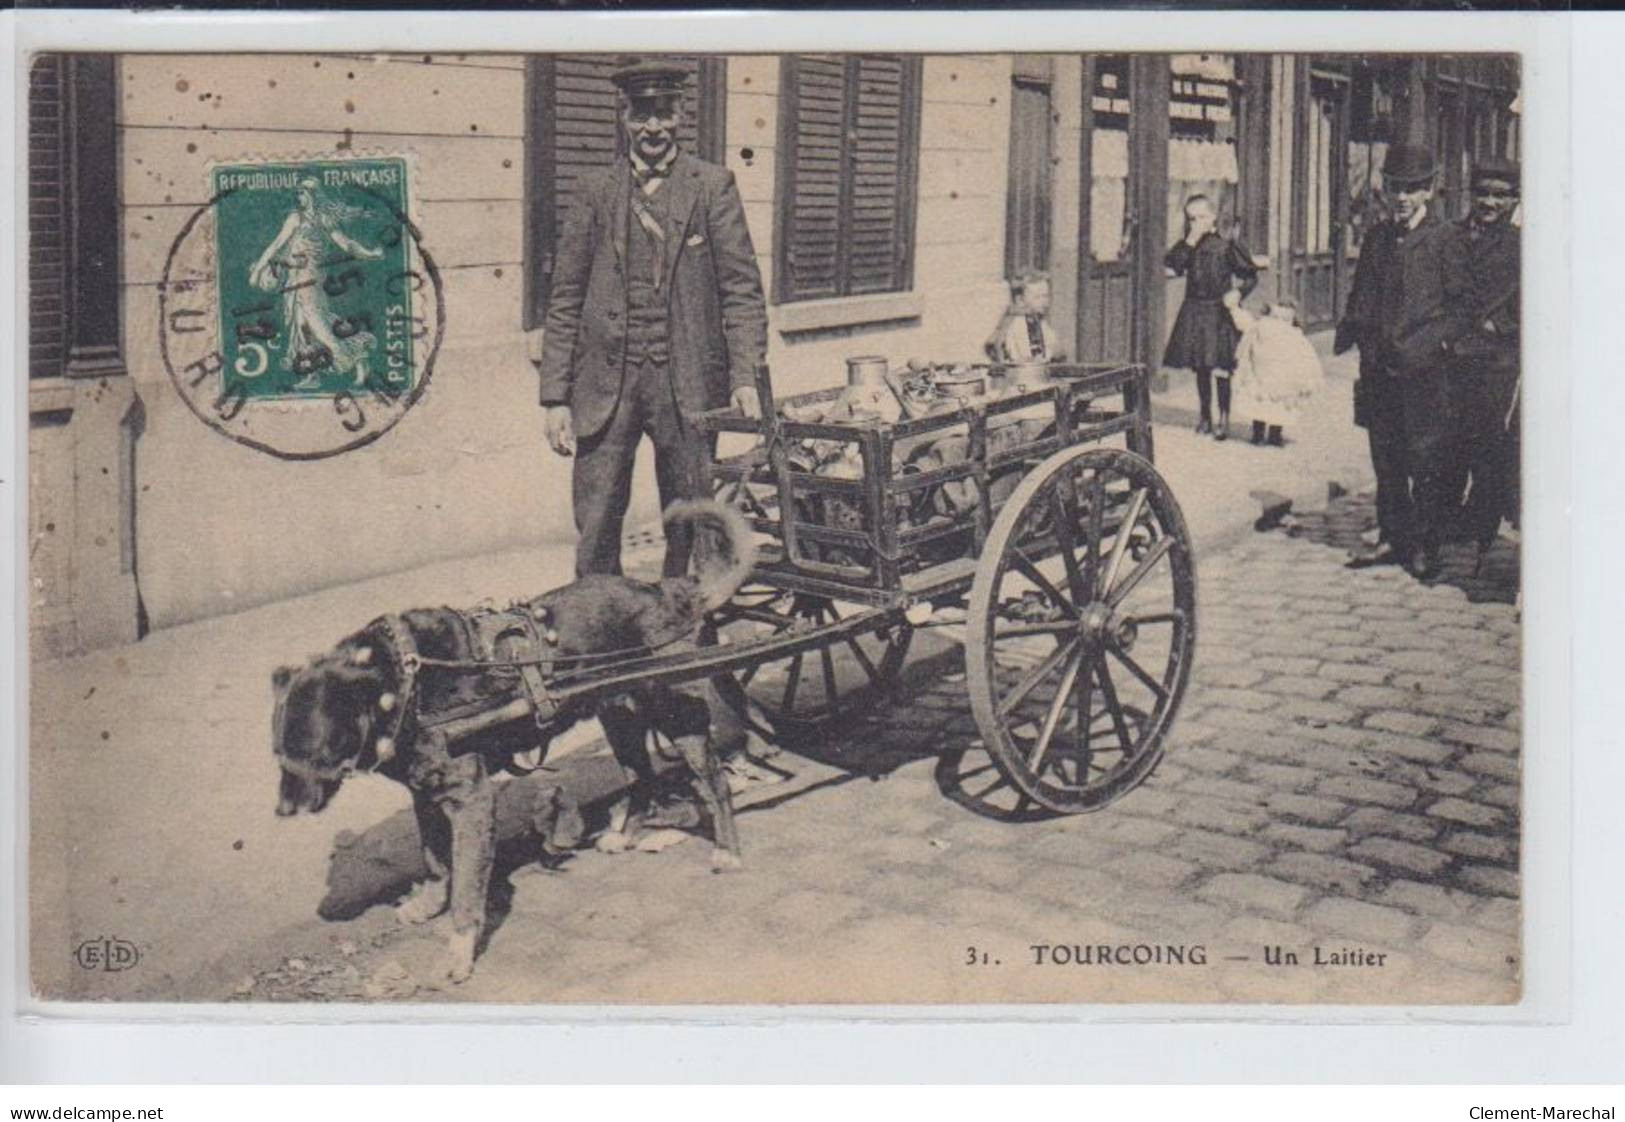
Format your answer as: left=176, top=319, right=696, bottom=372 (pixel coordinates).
left=1162, top=195, right=1259, bottom=440
left=1223, top=292, right=1326, bottom=446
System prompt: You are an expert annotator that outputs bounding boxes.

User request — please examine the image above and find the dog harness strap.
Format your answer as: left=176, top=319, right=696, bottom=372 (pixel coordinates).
left=517, top=607, right=561, bottom=728
left=371, top=614, right=421, bottom=758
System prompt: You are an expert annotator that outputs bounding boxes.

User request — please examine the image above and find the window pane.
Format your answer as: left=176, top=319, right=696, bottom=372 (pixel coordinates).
left=1089, top=55, right=1132, bottom=264
left=1006, top=77, right=1053, bottom=278
left=1166, top=54, right=1239, bottom=259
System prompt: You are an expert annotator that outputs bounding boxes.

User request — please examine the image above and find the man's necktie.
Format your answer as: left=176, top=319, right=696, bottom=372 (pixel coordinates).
left=629, top=168, right=668, bottom=290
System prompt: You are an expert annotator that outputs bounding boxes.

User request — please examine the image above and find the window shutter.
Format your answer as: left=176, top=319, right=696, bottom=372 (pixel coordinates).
left=782, top=55, right=846, bottom=301
left=777, top=54, right=920, bottom=305
left=524, top=55, right=726, bottom=328
left=29, top=54, right=68, bottom=380
left=550, top=55, right=623, bottom=232
left=848, top=56, right=909, bottom=295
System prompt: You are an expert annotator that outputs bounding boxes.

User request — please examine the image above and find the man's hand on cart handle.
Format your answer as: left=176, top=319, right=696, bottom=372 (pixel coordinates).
left=544, top=405, right=576, bottom=457
left=732, top=386, right=762, bottom=420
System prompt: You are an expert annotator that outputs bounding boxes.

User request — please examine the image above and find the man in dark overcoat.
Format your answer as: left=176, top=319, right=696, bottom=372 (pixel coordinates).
left=536, top=59, right=768, bottom=579
left=1449, top=157, right=1522, bottom=560
left=1335, top=142, right=1470, bottom=580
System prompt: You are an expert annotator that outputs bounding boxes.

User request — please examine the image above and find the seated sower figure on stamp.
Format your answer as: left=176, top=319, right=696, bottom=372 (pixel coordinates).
left=535, top=58, right=769, bottom=581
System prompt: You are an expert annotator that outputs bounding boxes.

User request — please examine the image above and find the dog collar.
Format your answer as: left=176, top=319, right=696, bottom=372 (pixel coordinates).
left=365, top=613, right=422, bottom=766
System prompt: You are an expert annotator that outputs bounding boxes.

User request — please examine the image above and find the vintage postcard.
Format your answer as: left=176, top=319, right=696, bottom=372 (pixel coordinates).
left=22, top=43, right=1528, bottom=1007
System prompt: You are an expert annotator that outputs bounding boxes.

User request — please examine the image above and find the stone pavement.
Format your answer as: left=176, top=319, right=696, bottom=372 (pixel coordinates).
left=208, top=493, right=1520, bottom=1007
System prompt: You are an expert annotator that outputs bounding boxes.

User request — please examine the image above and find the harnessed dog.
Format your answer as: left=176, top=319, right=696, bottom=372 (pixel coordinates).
left=271, top=499, right=756, bottom=983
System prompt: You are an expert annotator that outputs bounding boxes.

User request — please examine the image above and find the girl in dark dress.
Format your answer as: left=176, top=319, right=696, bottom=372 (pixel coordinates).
left=1163, top=195, right=1260, bottom=440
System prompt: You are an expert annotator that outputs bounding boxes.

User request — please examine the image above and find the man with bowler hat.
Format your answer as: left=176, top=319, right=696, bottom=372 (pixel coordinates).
left=1335, top=141, right=1470, bottom=580
left=1449, top=156, right=1522, bottom=565
left=536, top=57, right=768, bottom=580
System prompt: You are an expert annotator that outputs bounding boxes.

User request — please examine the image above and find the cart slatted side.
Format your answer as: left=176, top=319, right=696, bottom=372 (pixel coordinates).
left=698, top=362, right=1151, bottom=604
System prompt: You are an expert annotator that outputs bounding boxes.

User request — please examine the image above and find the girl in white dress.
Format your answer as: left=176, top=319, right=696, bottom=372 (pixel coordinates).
left=1223, top=293, right=1325, bottom=446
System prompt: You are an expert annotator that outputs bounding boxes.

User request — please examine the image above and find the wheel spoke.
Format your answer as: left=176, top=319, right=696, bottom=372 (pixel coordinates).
left=1010, top=550, right=1079, bottom=619
left=1027, top=644, right=1085, bottom=775
left=968, top=772, right=1015, bottom=803
left=1107, top=642, right=1170, bottom=703
left=1048, top=476, right=1089, bottom=603
left=1094, top=652, right=1135, bottom=751
left=1083, top=468, right=1106, bottom=602
left=1129, top=609, right=1187, bottom=627
left=820, top=644, right=839, bottom=706
left=1099, top=487, right=1147, bottom=598
left=1076, top=654, right=1095, bottom=769
left=740, top=662, right=761, bottom=688
left=845, top=636, right=881, bottom=683
left=1106, top=536, right=1173, bottom=609
left=783, top=653, right=805, bottom=712
left=997, top=635, right=1083, bottom=718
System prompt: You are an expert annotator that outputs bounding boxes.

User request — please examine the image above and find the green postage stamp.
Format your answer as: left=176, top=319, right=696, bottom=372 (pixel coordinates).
left=211, top=157, right=417, bottom=401
left=161, top=153, right=441, bottom=459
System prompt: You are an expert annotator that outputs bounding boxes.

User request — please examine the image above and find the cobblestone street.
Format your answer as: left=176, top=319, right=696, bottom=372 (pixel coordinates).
left=211, top=494, right=1520, bottom=1006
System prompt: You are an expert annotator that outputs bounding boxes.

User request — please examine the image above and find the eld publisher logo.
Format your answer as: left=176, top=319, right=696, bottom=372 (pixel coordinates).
left=73, top=936, right=140, bottom=972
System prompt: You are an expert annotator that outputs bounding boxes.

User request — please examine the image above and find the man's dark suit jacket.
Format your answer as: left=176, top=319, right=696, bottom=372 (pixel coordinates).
left=536, top=152, right=769, bottom=438
left=1335, top=207, right=1470, bottom=375
left=1451, top=219, right=1520, bottom=368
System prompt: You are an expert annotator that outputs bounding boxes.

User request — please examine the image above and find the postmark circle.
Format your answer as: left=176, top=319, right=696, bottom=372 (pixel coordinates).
left=159, top=158, right=445, bottom=461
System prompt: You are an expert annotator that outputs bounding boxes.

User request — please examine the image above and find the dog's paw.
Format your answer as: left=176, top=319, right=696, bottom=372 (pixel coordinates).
left=443, top=930, right=478, bottom=985
left=594, top=830, right=634, bottom=855
left=395, top=880, right=449, bottom=926
left=710, top=848, right=743, bottom=874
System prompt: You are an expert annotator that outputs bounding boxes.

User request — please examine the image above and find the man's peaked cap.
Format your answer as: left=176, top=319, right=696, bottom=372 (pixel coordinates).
left=612, top=58, right=690, bottom=100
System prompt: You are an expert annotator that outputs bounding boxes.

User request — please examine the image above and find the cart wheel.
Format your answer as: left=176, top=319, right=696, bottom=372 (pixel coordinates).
left=965, top=446, right=1195, bottom=813
left=717, top=588, right=913, bottom=735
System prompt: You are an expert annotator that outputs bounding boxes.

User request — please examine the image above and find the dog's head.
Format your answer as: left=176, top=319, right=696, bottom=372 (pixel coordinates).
left=271, top=644, right=395, bottom=817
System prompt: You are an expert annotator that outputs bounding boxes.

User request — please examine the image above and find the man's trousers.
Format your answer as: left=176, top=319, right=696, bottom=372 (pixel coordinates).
left=1362, top=361, right=1455, bottom=562
left=1453, top=353, right=1521, bottom=547
left=569, top=357, right=747, bottom=757
left=572, top=356, right=710, bottom=580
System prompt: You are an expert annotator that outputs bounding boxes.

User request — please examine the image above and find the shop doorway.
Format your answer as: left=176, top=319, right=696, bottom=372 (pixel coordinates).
left=1290, top=64, right=1352, bottom=331
left=1076, top=54, right=1168, bottom=376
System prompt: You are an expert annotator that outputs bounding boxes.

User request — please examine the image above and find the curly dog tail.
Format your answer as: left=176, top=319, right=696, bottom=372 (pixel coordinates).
left=663, top=498, right=758, bottom=614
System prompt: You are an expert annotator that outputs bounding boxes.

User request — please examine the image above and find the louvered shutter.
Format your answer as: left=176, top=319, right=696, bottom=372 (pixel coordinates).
left=524, top=55, right=726, bottom=328
left=776, top=55, right=921, bottom=304
left=848, top=56, right=910, bottom=295
left=29, top=55, right=68, bottom=380
left=781, top=55, right=845, bottom=301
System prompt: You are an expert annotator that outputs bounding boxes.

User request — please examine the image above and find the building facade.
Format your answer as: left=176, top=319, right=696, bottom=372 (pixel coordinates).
left=26, top=51, right=1517, bottom=654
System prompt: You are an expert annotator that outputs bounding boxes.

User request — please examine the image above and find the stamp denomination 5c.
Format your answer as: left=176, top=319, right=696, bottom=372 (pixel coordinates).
left=159, top=155, right=444, bottom=460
